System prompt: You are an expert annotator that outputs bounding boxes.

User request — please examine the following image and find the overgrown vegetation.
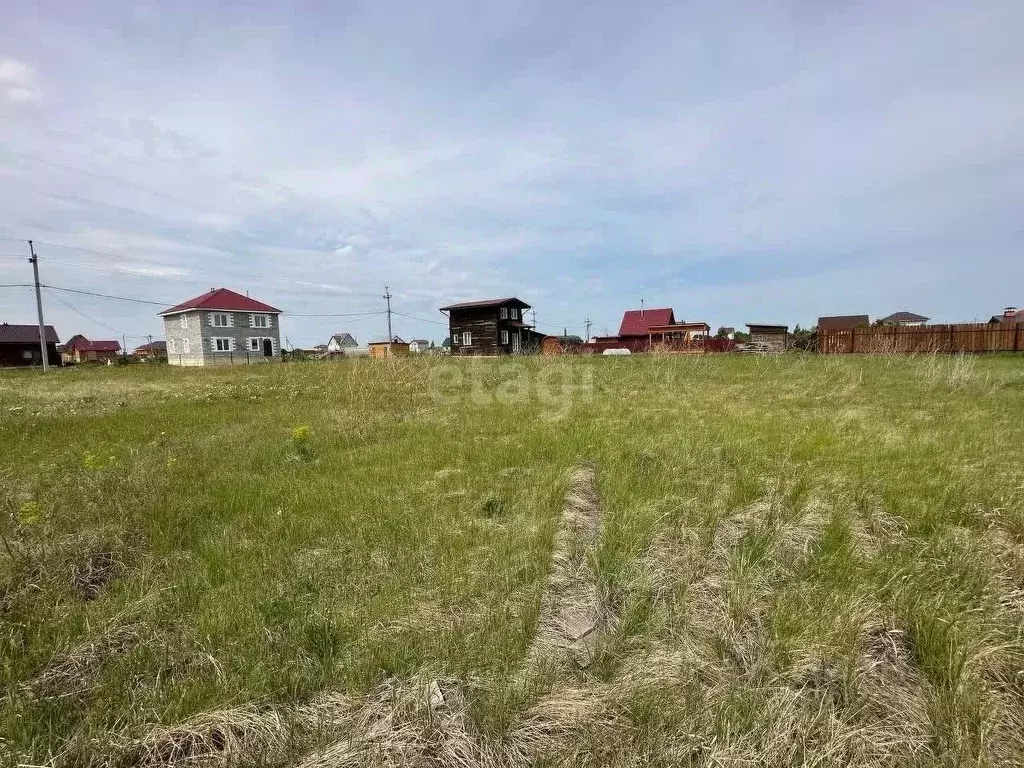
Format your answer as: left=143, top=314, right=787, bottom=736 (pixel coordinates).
left=1, top=353, right=1022, bottom=766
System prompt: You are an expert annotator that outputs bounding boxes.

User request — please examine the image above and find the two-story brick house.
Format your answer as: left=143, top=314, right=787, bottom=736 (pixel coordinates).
left=440, top=297, right=533, bottom=355
left=159, top=288, right=283, bottom=366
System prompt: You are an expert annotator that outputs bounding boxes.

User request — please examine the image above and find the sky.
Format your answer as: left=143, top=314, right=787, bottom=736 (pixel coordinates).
left=1, top=0, right=1022, bottom=347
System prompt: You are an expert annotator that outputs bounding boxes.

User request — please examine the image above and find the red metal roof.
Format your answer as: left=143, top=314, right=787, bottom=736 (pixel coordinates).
left=87, top=340, right=121, bottom=352
left=617, top=308, right=675, bottom=337
left=159, top=288, right=282, bottom=316
left=65, top=336, right=120, bottom=352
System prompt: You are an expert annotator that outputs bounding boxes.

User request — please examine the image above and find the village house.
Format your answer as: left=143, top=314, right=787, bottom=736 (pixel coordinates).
left=0, top=323, right=60, bottom=367
left=132, top=340, right=167, bottom=361
left=989, top=306, right=1022, bottom=324
left=368, top=336, right=408, bottom=358
left=880, top=311, right=929, bottom=326
left=591, top=307, right=711, bottom=352
left=615, top=307, right=676, bottom=341
left=62, top=335, right=121, bottom=364
left=159, top=288, right=283, bottom=366
left=408, top=339, right=431, bottom=354
left=817, top=315, right=869, bottom=331
left=326, top=333, right=358, bottom=353
left=440, top=297, right=533, bottom=355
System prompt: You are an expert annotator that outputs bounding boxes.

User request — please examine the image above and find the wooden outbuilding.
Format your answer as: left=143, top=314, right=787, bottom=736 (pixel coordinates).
left=368, top=336, right=409, bottom=358
left=746, top=323, right=789, bottom=350
left=541, top=334, right=583, bottom=355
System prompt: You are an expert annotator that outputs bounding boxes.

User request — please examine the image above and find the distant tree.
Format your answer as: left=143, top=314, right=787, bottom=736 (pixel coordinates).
left=733, top=330, right=751, bottom=343
left=715, top=326, right=730, bottom=339
left=790, top=324, right=817, bottom=351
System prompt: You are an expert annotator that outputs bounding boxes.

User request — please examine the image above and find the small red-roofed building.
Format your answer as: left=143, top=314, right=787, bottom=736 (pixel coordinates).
left=62, top=335, right=121, bottom=364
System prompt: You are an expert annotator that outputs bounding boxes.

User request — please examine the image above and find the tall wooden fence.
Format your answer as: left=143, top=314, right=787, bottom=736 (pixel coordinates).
left=819, top=323, right=1023, bottom=354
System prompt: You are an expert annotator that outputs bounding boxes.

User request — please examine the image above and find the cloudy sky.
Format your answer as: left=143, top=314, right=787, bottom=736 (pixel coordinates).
left=1, top=0, right=1022, bottom=346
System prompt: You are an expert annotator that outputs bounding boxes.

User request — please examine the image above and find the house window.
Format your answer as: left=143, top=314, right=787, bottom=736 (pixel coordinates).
left=180, top=315, right=189, bottom=329
left=500, top=307, right=508, bottom=319
left=462, top=331, right=472, bottom=346
left=182, top=339, right=190, bottom=354
left=211, top=313, right=231, bottom=327
left=501, top=329, right=509, bottom=344
left=251, top=314, right=270, bottom=328
left=212, top=337, right=233, bottom=352
left=167, top=339, right=175, bottom=354
left=510, top=308, right=518, bottom=320
left=249, top=337, right=260, bottom=351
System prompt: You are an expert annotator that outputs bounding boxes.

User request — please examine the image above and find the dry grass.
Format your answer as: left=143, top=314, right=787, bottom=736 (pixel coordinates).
left=27, top=623, right=144, bottom=701
left=1, top=355, right=1023, bottom=766
left=527, top=464, right=608, bottom=669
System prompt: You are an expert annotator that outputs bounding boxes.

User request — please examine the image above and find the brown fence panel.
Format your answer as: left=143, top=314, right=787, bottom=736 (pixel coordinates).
left=818, top=324, right=1021, bottom=354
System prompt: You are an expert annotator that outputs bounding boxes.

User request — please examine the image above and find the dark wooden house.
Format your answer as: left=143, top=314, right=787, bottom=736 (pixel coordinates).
left=0, top=323, right=60, bottom=366
left=440, top=298, right=533, bottom=355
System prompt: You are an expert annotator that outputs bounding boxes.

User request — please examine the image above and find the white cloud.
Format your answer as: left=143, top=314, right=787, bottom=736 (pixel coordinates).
left=1, top=2, right=1023, bottom=345
left=0, top=57, right=41, bottom=103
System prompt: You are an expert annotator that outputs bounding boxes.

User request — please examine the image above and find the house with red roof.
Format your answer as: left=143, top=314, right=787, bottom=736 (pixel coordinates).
left=159, top=288, right=283, bottom=366
left=989, top=306, right=1023, bottom=325
left=61, top=334, right=121, bottom=364
left=591, top=306, right=711, bottom=352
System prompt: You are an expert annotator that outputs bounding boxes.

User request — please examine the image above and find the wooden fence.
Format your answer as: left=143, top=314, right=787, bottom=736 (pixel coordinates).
left=818, top=323, right=1023, bottom=354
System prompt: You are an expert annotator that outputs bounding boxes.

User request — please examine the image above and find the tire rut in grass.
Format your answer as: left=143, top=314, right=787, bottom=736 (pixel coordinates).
left=526, top=463, right=609, bottom=669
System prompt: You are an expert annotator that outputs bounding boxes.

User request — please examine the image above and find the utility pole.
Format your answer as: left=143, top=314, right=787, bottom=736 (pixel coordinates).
left=27, top=240, right=49, bottom=371
left=383, top=285, right=394, bottom=356
left=122, top=335, right=127, bottom=360
left=585, top=316, right=592, bottom=342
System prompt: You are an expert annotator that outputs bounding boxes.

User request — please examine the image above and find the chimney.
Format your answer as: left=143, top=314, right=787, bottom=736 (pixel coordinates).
left=640, top=298, right=645, bottom=319
left=1005, top=306, right=1017, bottom=317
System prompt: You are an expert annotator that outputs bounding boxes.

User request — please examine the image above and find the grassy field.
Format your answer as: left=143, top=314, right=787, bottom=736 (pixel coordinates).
left=1, top=353, right=1023, bottom=767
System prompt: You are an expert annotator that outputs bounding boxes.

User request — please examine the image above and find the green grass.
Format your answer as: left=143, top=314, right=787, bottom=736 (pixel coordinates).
left=1, top=353, right=1022, bottom=766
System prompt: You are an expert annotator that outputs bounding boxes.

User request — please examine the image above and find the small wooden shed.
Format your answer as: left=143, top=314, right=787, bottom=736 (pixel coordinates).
left=746, top=323, right=789, bottom=350
left=541, top=335, right=583, bottom=355
left=368, top=336, right=409, bottom=359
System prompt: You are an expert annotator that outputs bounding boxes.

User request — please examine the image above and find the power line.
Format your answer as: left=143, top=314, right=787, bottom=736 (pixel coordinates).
left=42, top=284, right=171, bottom=306
left=44, top=287, right=141, bottom=337
left=40, top=283, right=389, bottom=319
left=289, top=310, right=387, bottom=318
left=391, top=310, right=448, bottom=327
left=0, top=283, right=34, bottom=288
left=24, top=239, right=387, bottom=298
